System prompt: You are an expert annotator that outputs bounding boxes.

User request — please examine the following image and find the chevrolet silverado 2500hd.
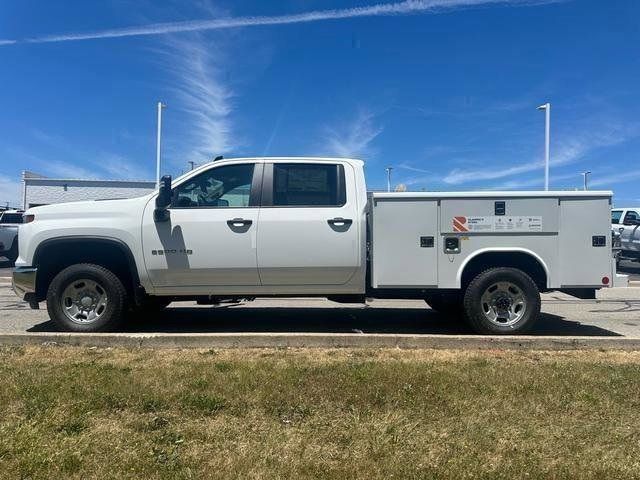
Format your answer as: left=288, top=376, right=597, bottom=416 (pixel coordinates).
left=12, top=157, right=619, bottom=334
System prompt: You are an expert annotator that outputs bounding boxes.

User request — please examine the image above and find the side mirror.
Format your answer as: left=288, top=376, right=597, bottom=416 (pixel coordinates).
left=154, top=175, right=172, bottom=222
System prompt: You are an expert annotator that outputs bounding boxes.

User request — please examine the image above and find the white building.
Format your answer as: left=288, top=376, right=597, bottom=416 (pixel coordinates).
left=22, top=171, right=156, bottom=209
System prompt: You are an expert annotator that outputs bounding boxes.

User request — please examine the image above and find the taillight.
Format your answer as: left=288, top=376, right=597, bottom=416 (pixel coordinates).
left=602, top=276, right=610, bottom=286
left=23, top=214, right=35, bottom=223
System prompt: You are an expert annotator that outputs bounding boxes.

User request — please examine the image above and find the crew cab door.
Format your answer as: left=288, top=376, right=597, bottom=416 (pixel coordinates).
left=257, top=161, right=360, bottom=285
left=142, top=162, right=262, bottom=287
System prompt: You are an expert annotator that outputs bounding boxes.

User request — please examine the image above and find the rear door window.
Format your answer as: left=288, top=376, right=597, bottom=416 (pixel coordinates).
left=271, top=163, right=346, bottom=207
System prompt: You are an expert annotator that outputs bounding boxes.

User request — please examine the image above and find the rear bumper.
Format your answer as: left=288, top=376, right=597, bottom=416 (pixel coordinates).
left=12, top=266, right=39, bottom=306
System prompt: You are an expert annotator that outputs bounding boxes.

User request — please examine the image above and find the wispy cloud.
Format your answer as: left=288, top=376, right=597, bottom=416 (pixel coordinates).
left=442, top=125, right=639, bottom=185
left=44, top=161, right=99, bottom=179
left=397, top=163, right=432, bottom=174
left=95, top=153, right=153, bottom=180
left=3, top=0, right=564, bottom=45
left=159, top=34, right=235, bottom=163
left=322, top=109, right=383, bottom=158
left=487, top=171, right=583, bottom=190
left=590, top=169, right=640, bottom=188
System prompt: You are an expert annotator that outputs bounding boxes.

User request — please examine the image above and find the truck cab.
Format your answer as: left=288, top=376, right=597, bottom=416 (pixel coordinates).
left=141, top=158, right=366, bottom=296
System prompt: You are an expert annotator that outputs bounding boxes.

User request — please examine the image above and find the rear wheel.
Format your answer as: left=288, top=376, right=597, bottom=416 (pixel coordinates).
left=46, top=263, right=127, bottom=332
left=463, top=267, right=540, bottom=335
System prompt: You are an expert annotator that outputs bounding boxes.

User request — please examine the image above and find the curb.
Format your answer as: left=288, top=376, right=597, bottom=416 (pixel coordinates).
left=0, top=332, right=639, bottom=350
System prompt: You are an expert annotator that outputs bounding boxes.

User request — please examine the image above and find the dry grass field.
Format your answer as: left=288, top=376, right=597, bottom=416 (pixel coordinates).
left=1, top=346, right=640, bottom=479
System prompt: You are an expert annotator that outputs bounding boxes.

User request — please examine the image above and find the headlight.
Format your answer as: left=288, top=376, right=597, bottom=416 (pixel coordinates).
left=23, top=214, right=35, bottom=223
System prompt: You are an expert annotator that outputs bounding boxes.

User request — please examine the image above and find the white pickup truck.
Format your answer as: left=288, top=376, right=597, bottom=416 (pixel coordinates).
left=13, top=157, right=618, bottom=334
left=612, top=207, right=640, bottom=264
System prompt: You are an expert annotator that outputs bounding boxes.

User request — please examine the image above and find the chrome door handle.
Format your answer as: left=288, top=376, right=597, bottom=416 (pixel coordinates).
left=327, top=217, right=353, bottom=226
left=227, top=218, right=252, bottom=227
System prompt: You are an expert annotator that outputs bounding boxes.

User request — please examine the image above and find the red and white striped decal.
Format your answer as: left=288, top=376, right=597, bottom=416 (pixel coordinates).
left=452, top=216, right=468, bottom=232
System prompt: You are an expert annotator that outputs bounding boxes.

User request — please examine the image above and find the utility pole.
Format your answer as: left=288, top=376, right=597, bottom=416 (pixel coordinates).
left=188, top=161, right=196, bottom=171
left=582, top=171, right=591, bottom=190
left=537, top=103, right=551, bottom=191
left=385, top=166, right=393, bottom=192
left=156, top=101, right=167, bottom=188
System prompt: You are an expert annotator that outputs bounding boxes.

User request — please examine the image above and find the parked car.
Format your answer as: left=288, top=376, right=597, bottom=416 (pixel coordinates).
left=12, top=157, right=618, bottom=334
left=611, top=208, right=640, bottom=264
left=0, top=209, right=22, bottom=263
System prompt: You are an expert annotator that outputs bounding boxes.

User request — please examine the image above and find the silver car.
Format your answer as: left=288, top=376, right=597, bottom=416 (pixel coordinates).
left=0, top=210, right=22, bottom=263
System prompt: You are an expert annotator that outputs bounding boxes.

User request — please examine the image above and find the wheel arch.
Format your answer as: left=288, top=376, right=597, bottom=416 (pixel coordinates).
left=457, top=248, right=549, bottom=291
left=33, top=236, right=140, bottom=299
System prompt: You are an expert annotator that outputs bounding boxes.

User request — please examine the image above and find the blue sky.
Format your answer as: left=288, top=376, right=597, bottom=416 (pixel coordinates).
left=1, top=0, right=639, bottom=207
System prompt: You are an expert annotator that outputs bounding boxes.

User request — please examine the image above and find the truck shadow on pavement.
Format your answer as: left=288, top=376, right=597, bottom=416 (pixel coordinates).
left=28, top=305, right=621, bottom=336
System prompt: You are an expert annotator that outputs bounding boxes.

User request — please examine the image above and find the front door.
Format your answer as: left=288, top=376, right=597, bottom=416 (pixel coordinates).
left=142, top=162, right=261, bottom=288
left=257, top=162, right=360, bottom=285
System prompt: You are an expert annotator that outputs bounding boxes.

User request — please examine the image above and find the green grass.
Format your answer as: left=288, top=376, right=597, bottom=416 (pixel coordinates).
left=1, top=346, right=640, bottom=479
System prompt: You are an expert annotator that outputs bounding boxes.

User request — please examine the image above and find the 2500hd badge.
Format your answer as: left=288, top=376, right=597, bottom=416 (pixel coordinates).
left=151, top=249, right=193, bottom=255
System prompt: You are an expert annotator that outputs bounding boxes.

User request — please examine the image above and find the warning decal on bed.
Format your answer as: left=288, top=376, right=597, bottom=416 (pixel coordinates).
left=452, top=216, right=469, bottom=232
left=452, top=216, right=543, bottom=232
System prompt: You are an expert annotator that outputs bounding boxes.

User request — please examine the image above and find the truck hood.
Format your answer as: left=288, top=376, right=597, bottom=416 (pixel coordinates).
left=26, top=196, right=152, bottom=220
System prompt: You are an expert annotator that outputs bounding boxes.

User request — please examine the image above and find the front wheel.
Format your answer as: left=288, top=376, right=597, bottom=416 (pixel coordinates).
left=463, top=267, right=540, bottom=335
left=46, top=263, right=127, bottom=332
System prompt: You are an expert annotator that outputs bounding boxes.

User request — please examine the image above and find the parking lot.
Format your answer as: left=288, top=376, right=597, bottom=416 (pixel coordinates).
left=1, top=260, right=640, bottom=338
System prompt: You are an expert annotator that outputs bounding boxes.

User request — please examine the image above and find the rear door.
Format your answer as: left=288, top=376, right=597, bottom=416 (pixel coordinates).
left=256, top=161, right=360, bottom=285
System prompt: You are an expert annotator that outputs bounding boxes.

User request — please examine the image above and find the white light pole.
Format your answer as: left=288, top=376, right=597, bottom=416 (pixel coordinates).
left=537, top=103, right=551, bottom=190
left=385, top=166, right=393, bottom=192
left=582, top=170, right=591, bottom=190
left=156, top=101, right=167, bottom=188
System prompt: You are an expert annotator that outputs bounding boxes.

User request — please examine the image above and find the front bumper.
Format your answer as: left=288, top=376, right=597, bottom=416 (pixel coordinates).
left=12, top=266, right=39, bottom=307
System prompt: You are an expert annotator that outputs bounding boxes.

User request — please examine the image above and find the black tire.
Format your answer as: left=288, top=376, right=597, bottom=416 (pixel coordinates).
left=424, top=291, right=464, bottom=318
left=46, top=263, right=127, bottom=332
left=7, top=240, right=18, bottom=264
left=463, top=267, right=541, bottom=335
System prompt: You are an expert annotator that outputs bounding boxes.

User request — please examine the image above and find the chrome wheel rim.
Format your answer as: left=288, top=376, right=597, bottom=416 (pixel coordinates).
left=60, top=279, right=108, bottom=324
left=480, top=281, right=526, bottom=327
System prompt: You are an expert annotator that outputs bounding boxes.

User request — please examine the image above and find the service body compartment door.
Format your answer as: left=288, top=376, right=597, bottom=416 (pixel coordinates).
left=371, top=198, right=438, bottom=288
left=559, top=198, right=612, bottom=287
